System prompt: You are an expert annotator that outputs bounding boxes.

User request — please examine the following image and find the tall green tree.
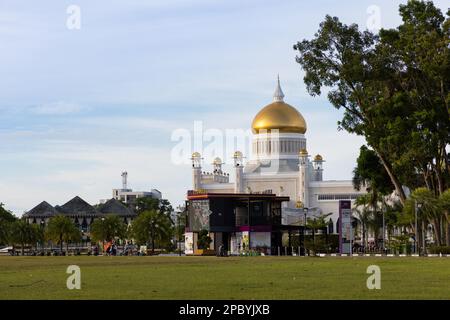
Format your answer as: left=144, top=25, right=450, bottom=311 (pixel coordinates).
left=46, top=215, right=80, bottom=253
left=90, top=215, right=127, bottom=244
left=9, top=220, right=41, bottom=255
left=306, top=213, right=332, bottom=252
left=135, top=198, right=173, bottom=220
left=294, top=0, right=449, bottom=203
left=129, top=210, right=173, bottom=253
left=0, top=203, right=16, bottom=246
left=438, top=189, right=450, bottom=245
left=403, top=187, right=444, bottom=247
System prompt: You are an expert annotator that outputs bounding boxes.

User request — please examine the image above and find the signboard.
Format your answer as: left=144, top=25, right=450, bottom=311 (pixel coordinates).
left=339, top=200, right=353, bottom=254
left=188, top=200, right=210, bottom=231
left=184, top=232, right=194, bottom=255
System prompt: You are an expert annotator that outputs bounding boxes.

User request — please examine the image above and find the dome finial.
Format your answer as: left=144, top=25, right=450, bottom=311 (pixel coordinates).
left=273, top=75, right=284, bottom=102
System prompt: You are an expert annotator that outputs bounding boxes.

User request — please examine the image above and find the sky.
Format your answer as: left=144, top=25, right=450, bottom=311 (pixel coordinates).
left=0, top=0, right=448, bottom=215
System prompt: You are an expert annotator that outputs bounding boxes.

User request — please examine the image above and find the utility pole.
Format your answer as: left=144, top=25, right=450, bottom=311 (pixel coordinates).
left=414, top=201, right=418, bottom=254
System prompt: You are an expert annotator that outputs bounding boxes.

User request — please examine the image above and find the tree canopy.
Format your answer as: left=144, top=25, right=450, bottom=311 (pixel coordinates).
left=90, top=215, right=127, bottom=243
left=294, top=0, right=449, bottom=203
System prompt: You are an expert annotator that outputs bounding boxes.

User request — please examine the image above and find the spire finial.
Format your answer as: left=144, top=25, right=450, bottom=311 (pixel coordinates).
left=273, top=75, right=284, bottom=102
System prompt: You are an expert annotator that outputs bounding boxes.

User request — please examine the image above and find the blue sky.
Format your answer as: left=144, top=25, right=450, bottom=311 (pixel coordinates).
left=1, top=0, right=448, bottom=215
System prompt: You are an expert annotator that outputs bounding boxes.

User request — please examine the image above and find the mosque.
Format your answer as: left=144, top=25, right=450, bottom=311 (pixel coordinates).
left=186, top=78, right=365, bottom=254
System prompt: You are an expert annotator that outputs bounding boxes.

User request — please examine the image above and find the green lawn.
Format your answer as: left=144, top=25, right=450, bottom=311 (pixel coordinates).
left=0, top=256, right=449, bottom=299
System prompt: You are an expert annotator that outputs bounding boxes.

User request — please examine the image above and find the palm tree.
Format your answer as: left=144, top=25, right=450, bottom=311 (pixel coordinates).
left=410, top=188, right=442, bottom=246
left=306, top=213, right=332, bottom=253
left=353, top=208, right=370, bottom=252
left=130, top=210, right=173, bottom=253
left=46, top=215, right=80, bottom=254
left=9, top=219, right=39, bottom=255
left=438, top=189, right=450, bottom=246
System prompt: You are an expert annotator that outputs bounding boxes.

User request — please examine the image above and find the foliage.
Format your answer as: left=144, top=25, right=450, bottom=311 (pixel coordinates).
left=135, top=197, right=173, bottom=219
left=353, top=145, right=393, bottom=198
left=90, top=215, right=127, bottom=243
left=196, top=229, right=212, bottom=250
left=294, top=0, right=450, bottom=203
left=428, top=246, right=450, bottom=254
left=9, top=219, right=42, bottom=255
left=0, top=203, right=16, bottom=223
left=46, top=215, right=81, bottom=252
left=129, top=210, right=173, bottom=252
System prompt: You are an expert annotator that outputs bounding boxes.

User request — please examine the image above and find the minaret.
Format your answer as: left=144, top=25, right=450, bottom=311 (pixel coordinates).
left=233, top=151, right=244, bottom=193
left=312, top=154, right=324, bottom=181
left=191, top=152, right=202, bottom=191
left=298, top=149, right=310, bottom=207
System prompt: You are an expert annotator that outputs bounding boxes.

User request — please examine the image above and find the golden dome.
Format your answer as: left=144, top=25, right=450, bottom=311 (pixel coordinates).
left=191, top=152, right=201, bottom=158
left=299, top=148, right=308, bottom=156
left=213, top=157, right=222, bottom=165
left=314, top=154, right=323, bottom=161
left=252, top=101, right=307, bottom=134
left=252, top=77, right=307, bottom=134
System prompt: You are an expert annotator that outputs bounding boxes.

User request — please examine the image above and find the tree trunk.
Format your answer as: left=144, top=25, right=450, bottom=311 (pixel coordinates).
left=432, top=219, right=441, bottom=246
left=375, top=150, right=406, bottom=205
left=445, top=211, right=450, bottom=246
left=21, top=241, right=25, bottom=256
left=60, top=234, right=63, bottom=254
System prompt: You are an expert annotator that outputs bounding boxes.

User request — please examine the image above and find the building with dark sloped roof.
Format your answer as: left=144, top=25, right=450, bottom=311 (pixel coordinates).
left=56, top=196, right=98, bottom=217
left=24, top=196, right=136, bottom=233
left=23, top=201, right=58, bottom=223
left=97, top=198, right=136, bottom=225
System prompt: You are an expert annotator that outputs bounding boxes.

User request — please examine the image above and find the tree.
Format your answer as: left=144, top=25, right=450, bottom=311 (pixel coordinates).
left=403, top=187, right=444, bottom=248
left=9, top=220, right=40, bottom=255
left=197, top=229, right=212, bottom=250
left=306, top=213, right=332, bottom=253
left=135, top=197, right=174, bottom=220
left=438, top=189, right=450, bottom=245
left=129, top=210, right=173, bottom=253
left=90, top=215, right=127, bottom=244
left=294, top=1, right=449, bottom=203
left=353, top=145, right=394, bottom=199
left=353, top=195, right=372, bottom=251
left=135, top=197, right=160, bottom=214
left=0, top=203, right=16, bottom=246
left=46, top=215, right=80, bottom=253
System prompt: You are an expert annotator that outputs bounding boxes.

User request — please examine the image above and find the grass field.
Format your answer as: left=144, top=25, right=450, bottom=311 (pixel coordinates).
left=0, top=256, right=449, bottom=300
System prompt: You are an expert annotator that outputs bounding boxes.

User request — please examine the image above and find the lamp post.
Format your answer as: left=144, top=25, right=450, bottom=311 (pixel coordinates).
left=414, top=201, right=423, bottom=255
left=382, top=209, right=385, bottom=254
left=101, top=217, right=105, bottom=255
left=40, top=220, right=45, bottom=252
left=303, top=207, right=308, bottom=256
left=414, top=201, right=418, bottom=254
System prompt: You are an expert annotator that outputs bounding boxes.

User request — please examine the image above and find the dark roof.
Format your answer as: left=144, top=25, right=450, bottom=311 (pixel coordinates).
left=97, top=198, right=136, bottom=217
left=56, top=196, right=98, bottom=216
left=24, top=201, right=59, bottom=217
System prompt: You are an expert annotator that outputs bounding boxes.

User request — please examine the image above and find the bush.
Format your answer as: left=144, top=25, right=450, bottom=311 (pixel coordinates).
left=428, top=246, right=450, bottom=254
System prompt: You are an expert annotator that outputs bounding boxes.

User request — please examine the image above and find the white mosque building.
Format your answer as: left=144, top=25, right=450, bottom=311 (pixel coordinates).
left=189, top=78, right=366, bottom=233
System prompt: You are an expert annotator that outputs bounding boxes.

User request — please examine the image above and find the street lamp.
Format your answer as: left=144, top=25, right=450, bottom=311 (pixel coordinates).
left=40, top=220, right=45, bottom=252
left=303, top=207, right=308, bottom=256
left=101, top=217, right=105, bottom=255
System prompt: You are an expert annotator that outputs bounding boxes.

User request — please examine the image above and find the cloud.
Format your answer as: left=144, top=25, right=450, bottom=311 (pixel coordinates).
left=30, top=101, right=87, bottom=115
